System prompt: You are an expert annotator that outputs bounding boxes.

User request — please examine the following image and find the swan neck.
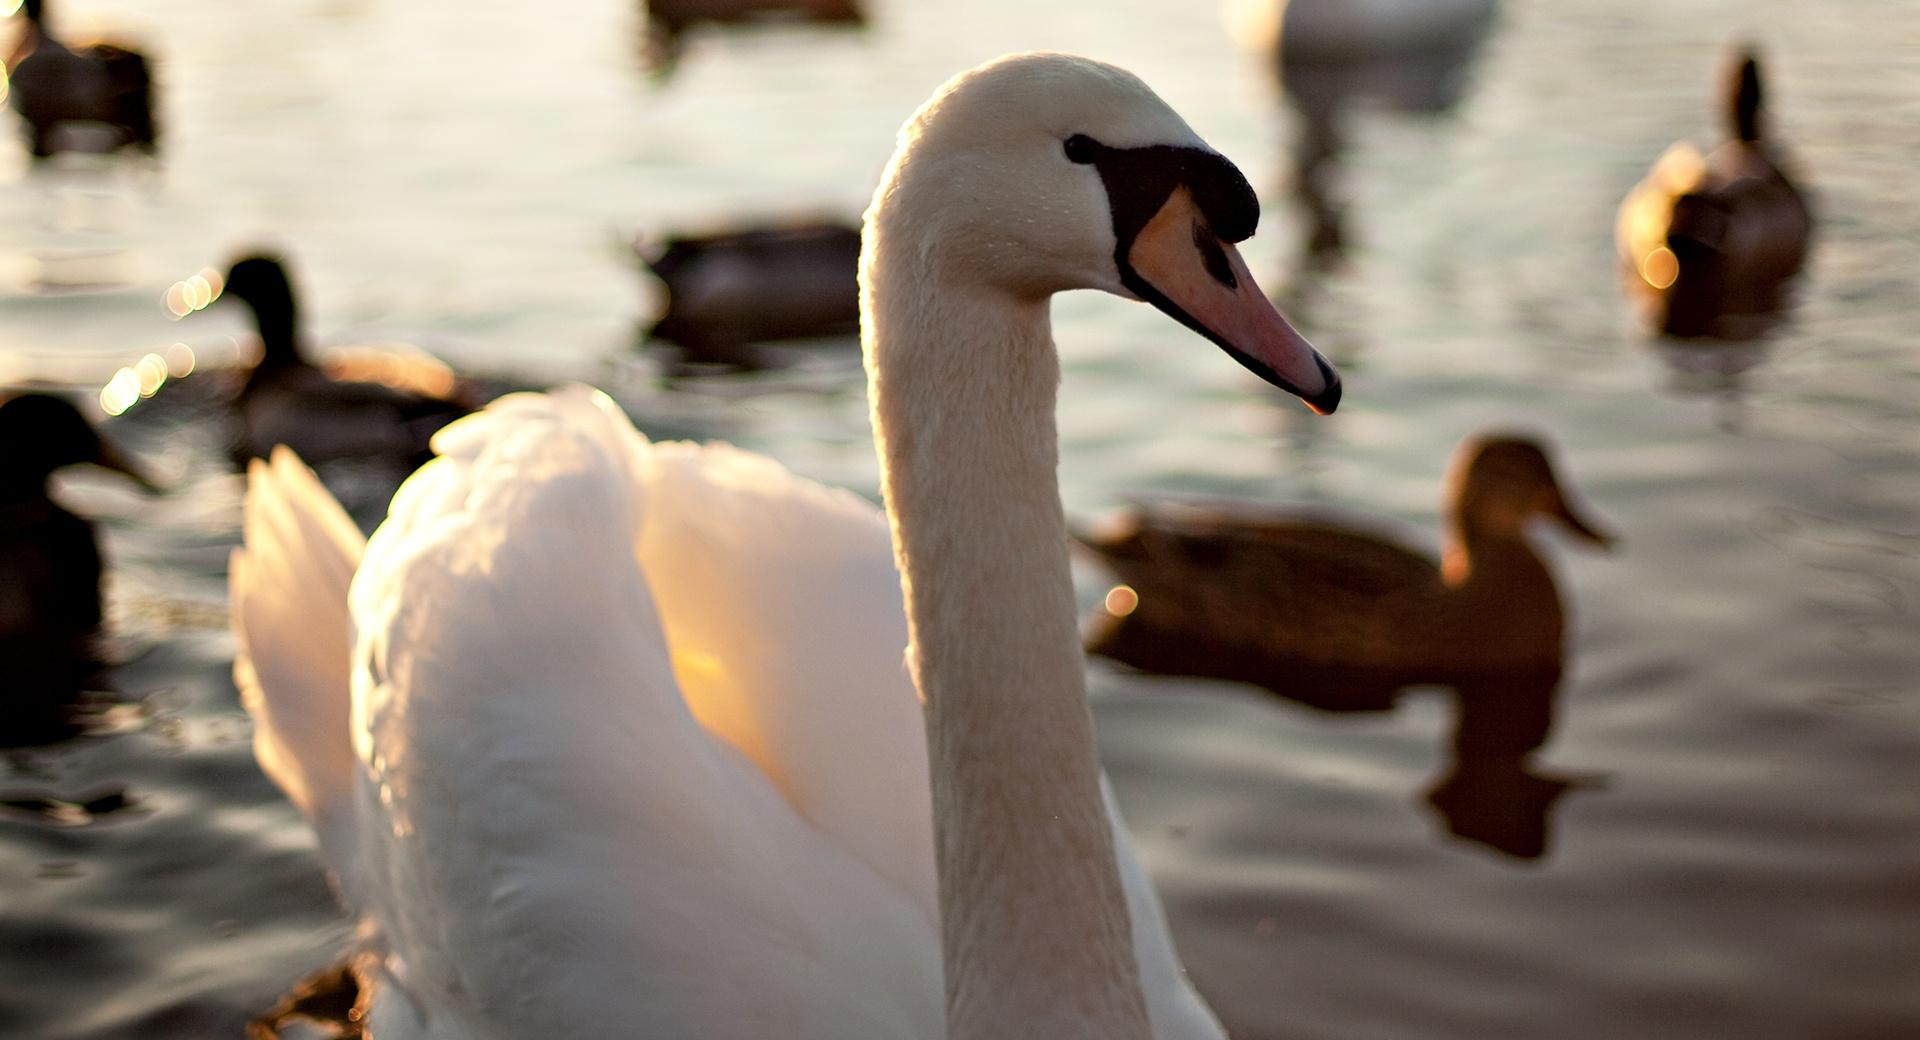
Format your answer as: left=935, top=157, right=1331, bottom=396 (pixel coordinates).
left=866, top=261, right=1152, bottom=1040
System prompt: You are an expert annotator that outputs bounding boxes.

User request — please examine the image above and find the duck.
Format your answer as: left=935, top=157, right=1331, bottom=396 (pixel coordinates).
left=640, top=0, right=864, bottom=72
left=1081, top=433, right=1608, bottom=697
left=0, top=392, right=154, bottom=746
left=634, top=219, right=861, bottom=368
left=210, top=253, right=475, bottom=472
left=1616, top=46, right=1813, bottom=339
left=4, top=0, right=158, bottom=160
left=231, top=51, right=1340, bottom=1039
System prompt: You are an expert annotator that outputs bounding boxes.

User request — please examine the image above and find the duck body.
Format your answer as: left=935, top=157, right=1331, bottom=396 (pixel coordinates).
left=1083, top=435, right=1608, bottom=700
left=0, top=393, right=150, bottom=745
left=1617, top=48, right=1812, bottom=338
left=637, top=220, right=861, bottom=365
left=5, top=0, right=157, bottom=160
left=216, top=254, right=472, bottom=471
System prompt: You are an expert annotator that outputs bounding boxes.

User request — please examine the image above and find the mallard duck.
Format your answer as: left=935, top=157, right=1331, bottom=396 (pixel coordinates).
left=231, top=52, right=1341, bottom=1039
left=4, top=0, right=157, bottom=160
left=209, top=253, right=475, bottom=471
left=1082, top=433, right=1608, bottom=695
left=0, top=392, right=153, bottom=745
left=1617, top=47, right=1812, bottom=338
left=635, top=220, right=860, bottom=367
left=640, top=0, right=864, bottom=71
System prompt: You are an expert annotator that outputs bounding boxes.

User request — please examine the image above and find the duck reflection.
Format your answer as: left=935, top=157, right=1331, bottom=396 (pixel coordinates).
left=4, top=0, right=158, bottom=161
left=1228, top=0, right=1498, bottom=262
left=634, top=220, right=861, bottom=370
left=0, top=392, right=156, bottom=746
left=1617, top=46, right=1812, bottom=341
left=1081, top=433, right=1609, bottom=860
left=637, top=0, right=864, bottom=75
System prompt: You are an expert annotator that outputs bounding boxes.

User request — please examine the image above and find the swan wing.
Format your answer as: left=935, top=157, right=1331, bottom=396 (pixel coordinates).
left=337, top=388, right=942, bottom=1037
left=231, top=448, right=367, bottom=869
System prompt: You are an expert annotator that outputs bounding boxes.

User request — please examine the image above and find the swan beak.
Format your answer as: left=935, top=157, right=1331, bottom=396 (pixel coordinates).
left=1126, top=187, right=1341, bottom=415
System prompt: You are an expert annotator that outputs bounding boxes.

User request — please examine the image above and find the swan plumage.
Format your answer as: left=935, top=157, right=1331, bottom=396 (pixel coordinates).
left=236, top=51, right=1340, bottom=1038
left=237, top=390, right=1216, bottom=1038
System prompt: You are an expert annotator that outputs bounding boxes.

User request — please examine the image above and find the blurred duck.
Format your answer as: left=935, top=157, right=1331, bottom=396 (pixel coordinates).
left=1617, top=47, right=1812, bottom=338
left=214, top=254, right=475, bottom=470
left=1081, top=434, right=1612, bottom=693
left=4, top=0, right=158, bottom=160
left=0, top=392, right=154, bottom=745
left=641, top=0, right=863, bottom=70
left=635, top=220, right=860, bottom=368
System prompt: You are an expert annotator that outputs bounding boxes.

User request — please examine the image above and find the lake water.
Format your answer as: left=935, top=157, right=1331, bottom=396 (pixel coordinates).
left=3, top=0, right=1917, bottom=1037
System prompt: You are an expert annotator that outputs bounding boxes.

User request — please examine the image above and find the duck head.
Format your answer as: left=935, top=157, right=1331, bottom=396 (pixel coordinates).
left=863, top=52, right=1341, bottom=414
left=218, top=254, right=304, bottom=369
left=0, top=393, right=156, bottom=498
left=1446, top=434, right=1613, bottom=549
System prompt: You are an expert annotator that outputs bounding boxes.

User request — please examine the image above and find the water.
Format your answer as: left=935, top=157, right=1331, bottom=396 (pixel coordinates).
left=3, top=0, right=1917, bottom=1036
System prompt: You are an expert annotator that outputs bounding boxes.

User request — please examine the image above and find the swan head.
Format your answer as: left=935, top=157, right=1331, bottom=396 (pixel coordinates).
left=866, top=52, right=1341, bottom=414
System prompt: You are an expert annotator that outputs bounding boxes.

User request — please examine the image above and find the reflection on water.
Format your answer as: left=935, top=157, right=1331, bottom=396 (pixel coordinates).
left=637, top=0, right=866, bottom=75
left=1232, top=0, right=1499, bottom=263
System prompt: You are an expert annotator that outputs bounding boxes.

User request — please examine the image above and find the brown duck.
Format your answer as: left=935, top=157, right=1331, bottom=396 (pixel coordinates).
left=1079, top=434, right=1612, bottom=701
left=1616, top=46, right=1812, bottom=339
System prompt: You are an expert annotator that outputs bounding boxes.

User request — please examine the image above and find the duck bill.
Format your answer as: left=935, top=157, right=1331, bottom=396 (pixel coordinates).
left=95, top=440, right=161, bottom=494
left=1549, top=492, right=1614, bottom=549
left=1123, top=187, right=1341, bottom=414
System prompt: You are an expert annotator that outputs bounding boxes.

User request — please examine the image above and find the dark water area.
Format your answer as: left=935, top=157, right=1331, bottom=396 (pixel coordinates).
left=3, top=0, right=1919, bottom=1036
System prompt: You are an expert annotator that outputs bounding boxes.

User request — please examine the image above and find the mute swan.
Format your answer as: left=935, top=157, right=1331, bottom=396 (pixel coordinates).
left=207, top=253, right=475, bottom=470
left=234, top=52, right=1338, bottom=1039
left=636, top=220, right=861, bottom=368
left=1081, top=434, right=1610, bottom=692
left=0, top=392, right=154, bottom=745
left=5, top=0, right=158, bottom=160
left=1616, top=47, right=1813, bottom=339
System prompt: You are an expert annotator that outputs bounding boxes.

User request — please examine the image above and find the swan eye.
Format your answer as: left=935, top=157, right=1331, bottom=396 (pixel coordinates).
left=1063, top=134, right=1099, bottom=165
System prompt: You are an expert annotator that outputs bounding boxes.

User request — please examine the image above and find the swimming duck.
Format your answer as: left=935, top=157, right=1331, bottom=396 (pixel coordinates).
left=1082, top=434, right=1609, bottom=694
left=4, top=0, right=158, bottom=160
left=635, top=220, right=860, bottom=368
left=640, top=0, right=863, bottom=71
left=213, top=253, right=474, bottom=471
left=0, top=392, right=153, bottom=745
left=232, top=52, right=1340, bottom=1038
left=1617, top=47, right=1812, bottom=339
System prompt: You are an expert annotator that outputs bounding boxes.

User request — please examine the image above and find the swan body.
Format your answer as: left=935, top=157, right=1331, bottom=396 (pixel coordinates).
left=236, top=52, right=1339, bottom=1038
left=1617, top=48, right=1812, bottom=338
left=5, top=0, right=157, bottom=160
left=1082, top=434, right=1608, bottom=695
left=213, top=253, right=474, bottom=470
left=0, top=392, right=152, bottom=744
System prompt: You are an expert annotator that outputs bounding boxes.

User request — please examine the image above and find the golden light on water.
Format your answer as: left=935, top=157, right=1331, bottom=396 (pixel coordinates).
left=164, top=268, right=224, bottom=318
left=1640, top=246, right=1679, bottom=290
left=100, top=368, right=142, bottom=416
left=1104, top=585, right=1140, bottom=617
left=135, top=353, right=169, bottom=395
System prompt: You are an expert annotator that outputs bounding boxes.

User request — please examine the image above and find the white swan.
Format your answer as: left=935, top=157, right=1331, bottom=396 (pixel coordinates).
left=233, top=52, right=1339, bottom=1039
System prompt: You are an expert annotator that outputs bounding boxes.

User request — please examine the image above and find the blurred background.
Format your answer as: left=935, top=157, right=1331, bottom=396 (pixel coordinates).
left=2, top=0, right=1917, bottom=1037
